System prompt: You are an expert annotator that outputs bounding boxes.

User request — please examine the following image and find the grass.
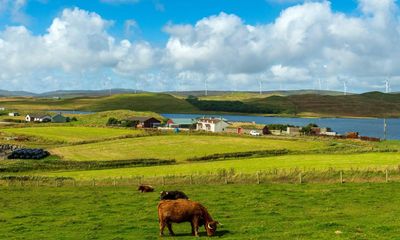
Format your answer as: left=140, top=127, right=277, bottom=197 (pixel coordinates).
left=50, top=135, right=329, bottom=161
left=38, top=152, right=400, bottom=180
left=0, top=126, right=142, bottom=144
left=2, top=183, right=400, bottom=239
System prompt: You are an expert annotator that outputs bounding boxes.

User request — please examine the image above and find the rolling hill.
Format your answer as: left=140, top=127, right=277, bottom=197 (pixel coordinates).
left=0, top=91, right=399, bottom=117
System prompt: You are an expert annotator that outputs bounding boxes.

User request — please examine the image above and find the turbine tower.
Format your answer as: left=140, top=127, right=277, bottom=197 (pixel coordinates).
left=343, top=80, right=347, bottom=96
left=259, top=79, right=263, bottom=95
left=385, top=79, right=391, bottom=93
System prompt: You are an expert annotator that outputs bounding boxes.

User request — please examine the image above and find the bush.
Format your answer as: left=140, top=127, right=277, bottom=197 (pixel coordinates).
left=106, top=117, right=120, bottom=126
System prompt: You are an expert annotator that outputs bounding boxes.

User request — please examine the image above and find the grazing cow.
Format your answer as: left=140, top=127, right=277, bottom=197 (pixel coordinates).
left=138, top=185, right=154, bottom=193
left=160, top=190, right=189, bottom=200
left=158, top=199, right=219, bottom=237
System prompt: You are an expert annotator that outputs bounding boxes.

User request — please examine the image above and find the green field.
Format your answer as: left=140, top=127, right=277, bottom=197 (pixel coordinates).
left=41, top=152, right=400, bottom=180
left=2, top=184, right=400, bottom=239
left=0, top=126, right=142, bottom=143
left=51, top=135, right=329, bottom=161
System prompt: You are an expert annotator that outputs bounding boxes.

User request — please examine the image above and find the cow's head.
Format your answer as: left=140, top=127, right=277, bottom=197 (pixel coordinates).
left=205, top=221, right=219, bottom=236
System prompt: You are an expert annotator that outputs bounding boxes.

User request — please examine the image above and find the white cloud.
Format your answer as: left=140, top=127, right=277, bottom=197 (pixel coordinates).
left=2, top=1, right=400, bottom=92
left=0, top=8, right=155, bottom=91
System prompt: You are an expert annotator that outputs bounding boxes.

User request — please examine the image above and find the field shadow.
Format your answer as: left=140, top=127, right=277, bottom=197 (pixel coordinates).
left=166, top=230, right=230, bottom=237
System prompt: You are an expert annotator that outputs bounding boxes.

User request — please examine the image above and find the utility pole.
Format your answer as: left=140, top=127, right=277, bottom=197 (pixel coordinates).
left=384, top=118, right=387, bottom=140
left=204, top=78, right=208, bottom=96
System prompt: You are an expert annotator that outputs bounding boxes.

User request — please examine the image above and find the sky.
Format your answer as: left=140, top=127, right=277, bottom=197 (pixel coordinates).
left=0, top=0, right=398, bottom=93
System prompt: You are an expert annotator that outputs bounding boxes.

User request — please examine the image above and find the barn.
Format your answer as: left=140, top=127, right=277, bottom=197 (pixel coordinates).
left=125, top=116, right=161, bottom=128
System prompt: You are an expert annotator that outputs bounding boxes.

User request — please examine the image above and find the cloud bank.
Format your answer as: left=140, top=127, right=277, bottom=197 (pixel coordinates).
left=1, top=1, right=400, bottom=92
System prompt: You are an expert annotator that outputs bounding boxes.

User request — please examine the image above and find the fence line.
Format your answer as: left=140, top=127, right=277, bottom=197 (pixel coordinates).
left=1, top=169, right=400, bottom=187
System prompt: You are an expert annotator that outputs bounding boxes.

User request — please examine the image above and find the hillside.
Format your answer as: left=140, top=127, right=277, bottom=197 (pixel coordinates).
left=0, top=91, right=399, bottom=117
left=248, top=92, right=400, bottom=117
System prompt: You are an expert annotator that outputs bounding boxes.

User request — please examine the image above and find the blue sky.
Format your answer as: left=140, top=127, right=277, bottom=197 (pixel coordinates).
left=0, top=0, right=398, bottom=93
left=2, top=0, right=359, bottom=43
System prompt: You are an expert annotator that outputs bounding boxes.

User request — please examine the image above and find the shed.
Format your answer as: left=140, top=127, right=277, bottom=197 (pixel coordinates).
left=52, top=113, right=69, bottom=123
left=125, top=116, right=161, bottom=128
left=8, top=112, right=19, bottom=117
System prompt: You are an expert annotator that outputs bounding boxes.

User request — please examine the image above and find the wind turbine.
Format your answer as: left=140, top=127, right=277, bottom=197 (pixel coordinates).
left=385, top=79, right=391, bottom=93
left=258, top=79, right=263, bottom=95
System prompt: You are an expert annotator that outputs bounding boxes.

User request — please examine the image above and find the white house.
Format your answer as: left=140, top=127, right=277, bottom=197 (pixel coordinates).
left=196, top=118, right=229, bottom=133
left=25, top=114, right=52, bottom=122
left=0, top=107, right=5, bottom=111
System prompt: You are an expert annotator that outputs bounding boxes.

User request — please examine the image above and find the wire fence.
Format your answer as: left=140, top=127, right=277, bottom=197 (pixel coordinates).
left=1, top=168, right=400, bottom=187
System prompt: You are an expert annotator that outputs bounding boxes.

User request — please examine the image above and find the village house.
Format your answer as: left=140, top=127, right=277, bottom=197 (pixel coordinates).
left=0, top=107, right=5, bottom=111
left=125, top=116, right=161, bottom=128
left=196, top=118, right=229, bottom=133
left=166, top=118, right=196, bottom=129
left=25, top=114, right=52, bottom=122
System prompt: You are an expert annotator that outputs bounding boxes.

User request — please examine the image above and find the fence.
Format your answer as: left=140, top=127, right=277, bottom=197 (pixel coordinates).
left=1, top=169, right=399, bottom=187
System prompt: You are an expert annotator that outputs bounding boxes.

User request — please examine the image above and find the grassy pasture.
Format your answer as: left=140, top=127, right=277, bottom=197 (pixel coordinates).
left=39, top=152, right=400, bottom=180
left=2, top=184, right=400, bottom=239
left=0, top=126, right=142, bottom=144
left=51, top=135, right=329, bottom=161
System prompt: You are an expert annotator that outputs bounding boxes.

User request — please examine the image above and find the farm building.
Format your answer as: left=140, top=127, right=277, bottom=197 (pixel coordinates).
left=196, top=118, right=229, bottom=133
left=125, top=116, right=161, bottom=128
left=287, top=127, right=301, bottom=136
left=25, top=114, right=52, bottom=122
left=8, top=112, right=19, bottom=117
left=166, top=118, right=196, bottom=129
left=52, top=113, right=69, bottom=123
left=0, top=107, right=5, bottom=111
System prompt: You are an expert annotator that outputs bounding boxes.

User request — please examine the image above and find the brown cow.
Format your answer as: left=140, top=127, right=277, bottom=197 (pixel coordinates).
left=138, top=185, right=154, bottom=193
left=158, top=199, right=219, bottom=237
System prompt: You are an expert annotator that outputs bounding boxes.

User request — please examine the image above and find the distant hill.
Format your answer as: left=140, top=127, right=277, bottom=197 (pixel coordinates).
left=0, top=89, right=141, bottom=98
left=0, top=90, right=399, bottom=117
left=0, top=90, right=36, bottom=97
left=170, top=89, right=346, bottom=98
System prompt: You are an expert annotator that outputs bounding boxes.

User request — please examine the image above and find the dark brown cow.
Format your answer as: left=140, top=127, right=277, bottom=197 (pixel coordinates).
left=158, top=199, right=219, bottom=237
left=138, top=185, right=154, bottom=193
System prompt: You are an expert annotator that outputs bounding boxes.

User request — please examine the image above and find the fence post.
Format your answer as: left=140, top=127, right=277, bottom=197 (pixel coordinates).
left=113, top=178, right=117, bottom=187
left=299, top=172, right=302, bottom=184
left=224, top=174, right=228, bottom=184
left=36, top=179, right=39, bottom=187
left=386, top=169, right=389, bottom=183
left=256, top=172, right=260, bottom=184
left=340, top=171, right=343, bottom=184
left=92, top=178, right=96, bottom=187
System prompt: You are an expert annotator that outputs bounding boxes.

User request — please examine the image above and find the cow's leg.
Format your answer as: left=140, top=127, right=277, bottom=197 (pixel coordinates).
left=159, top=220, right=166, bottom=236
left=192, top=218, right=200, bottom=237
left=166, top=222, right=175, bottom=236
left=191, top=222, right=195, bottom=236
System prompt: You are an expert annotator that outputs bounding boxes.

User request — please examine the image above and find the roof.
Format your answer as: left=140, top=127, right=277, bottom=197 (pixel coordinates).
left=27, top=114, right=51, bottom=118
left=52, top=114, right=67, bottom=119
left=126, top=116, right=160, bottom=122
left=197, top=118, right=227, bottom=124
left=169, top=118, right=196, bottom=125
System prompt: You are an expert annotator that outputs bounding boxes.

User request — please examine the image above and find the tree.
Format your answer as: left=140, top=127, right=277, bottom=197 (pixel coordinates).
left=262, top=126, right=271, bottom=135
